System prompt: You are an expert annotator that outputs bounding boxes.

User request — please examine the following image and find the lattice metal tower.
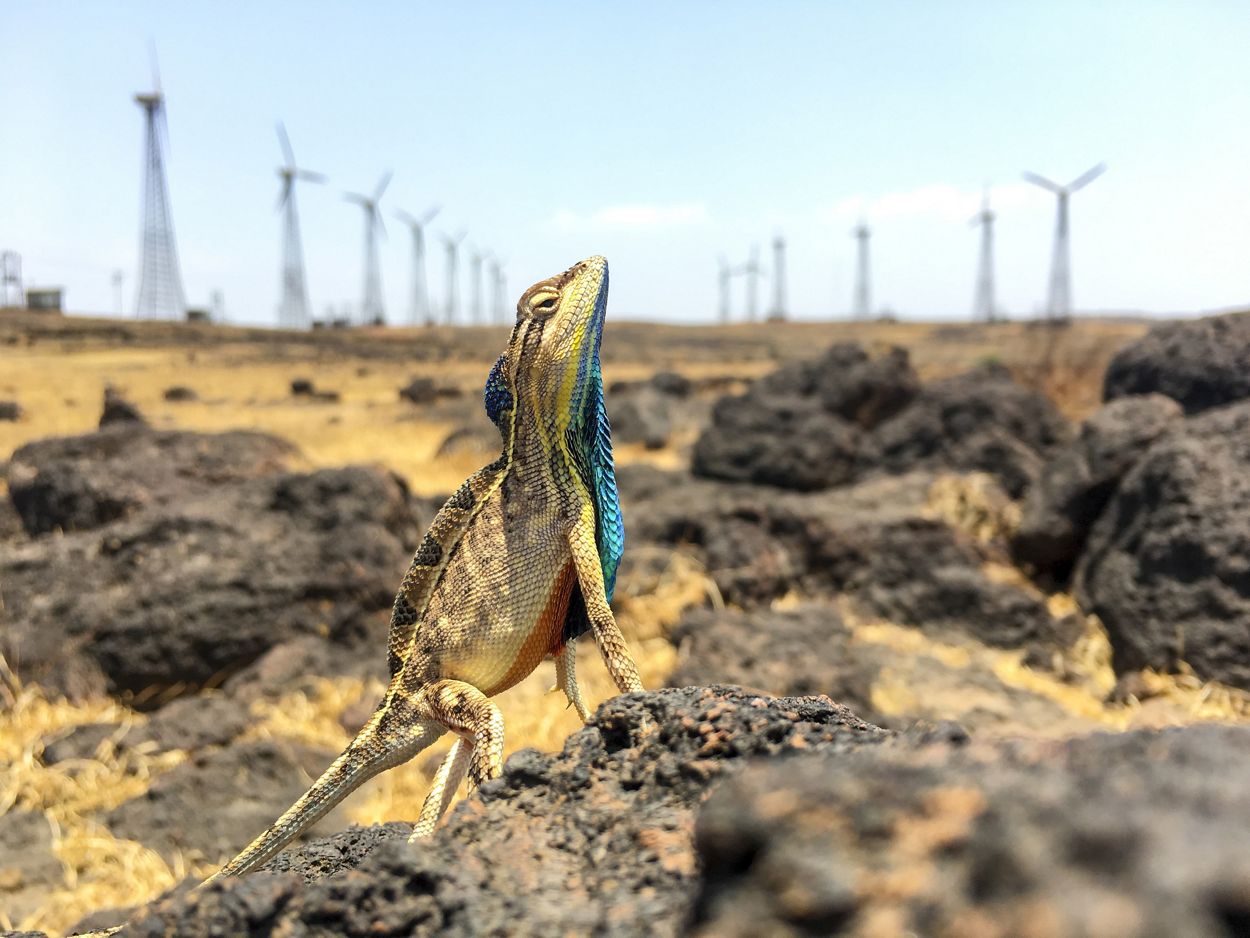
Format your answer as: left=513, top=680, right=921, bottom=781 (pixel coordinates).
left=440, top=231, right=466, bottom=324
left=852, top=220, right=872, bottom=319
left=768, top=235, right=787, bottom=320
left=1023, top=163, right=1105, bottom=318
left=395, top=206, right=439, bottom=325
left=133, top=62, right=187, bottom=320
left=275, top=123, right=325, bottom=329
left=345, top=171, right=392, bottom=324
left=971, top=191, right=997, bottom=321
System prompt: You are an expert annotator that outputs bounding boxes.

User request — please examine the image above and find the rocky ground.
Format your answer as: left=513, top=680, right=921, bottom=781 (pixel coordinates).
left=4, top=311, right=1250, bottom=937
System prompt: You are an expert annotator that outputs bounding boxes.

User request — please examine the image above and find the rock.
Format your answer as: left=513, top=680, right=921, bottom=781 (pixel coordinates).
left=650, top=370, right=693, bottom=397
left=1013, top=394, right=1183, bottom=578
left=6, top=426, right=294, bottom=537
left=99, top=386, right=146, bottom=427
left=1, top=426, right=425, bottom=700
left=667, top=605, right=878, bottom=715
left=1103, top=310, right=1250, bottom=414
left=626, top=467, right=1074, bottom=656
left=106, top=739, right=349, bottom=864
left=692, top=725, right=1250, bottom=937
left=290, top=378, right=315, bottom=396
left=692, top=345, right=1064, bottom=497
left=399, top=378, right=461, bottom=405
left=0, top=811, right=64, bottom=926
left=692, top=393, right=865, bottom=491
left=1076, top=400, right=1250, bottom=690
left=123, top=687, right=889, bottom=936
left=309, top=389, right=340, bottom=403
left=40, top=722, right=125, bottom=764
left=611, top=386, right=673, bottom=449
left=868, top=366, right=1070, bottom=498
left=0, top=400, right=21, bottom=421
left=162, top=386, right=198, bottom=402
left=435, top=423, right=499, bottom=458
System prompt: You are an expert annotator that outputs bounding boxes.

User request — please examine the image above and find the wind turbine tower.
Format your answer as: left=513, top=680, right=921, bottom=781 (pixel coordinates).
left=852, top=220, right=872, bottom=319
left=469, top=248, right=487, bottom=324
left=344, top=171, right=392, bottom=325
left=717, top=255, right=732, bottom=322
left=1023, top=163, right=1106, bottom=318
left=275, top=123, right=325, bottom=329
left=490, top=258, right=508, bottom=323
left=133, top=54, right=187, bottom=319
left=768, top=235, right=787, bottom=320
left=971, top=190, right=997, bottom=321
left=395, top=206, right=439, bottom=325
left=441, top=230, right=467, bottom=324
left=743, top=245, right=763, bottom=322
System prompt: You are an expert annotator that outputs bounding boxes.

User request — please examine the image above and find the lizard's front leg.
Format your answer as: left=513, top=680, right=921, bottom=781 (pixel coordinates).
left=569, top=509, right=644, bottom=694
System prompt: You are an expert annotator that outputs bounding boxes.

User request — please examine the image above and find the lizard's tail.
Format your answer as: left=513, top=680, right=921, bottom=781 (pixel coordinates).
left=204, top=712, right=446, bottom=882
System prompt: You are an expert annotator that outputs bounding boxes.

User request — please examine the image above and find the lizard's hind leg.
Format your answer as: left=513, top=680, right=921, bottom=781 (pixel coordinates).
left=207, top=705, right=446, bottom=882
left=556, top=643, right=593, bottom=723
left=408, top=736, right=472, bottom=841
left=420, top=679, right=506, bottom=787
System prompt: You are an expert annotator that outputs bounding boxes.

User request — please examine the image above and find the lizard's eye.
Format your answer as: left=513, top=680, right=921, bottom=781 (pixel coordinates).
left=531, top=292, right=559, bottom=316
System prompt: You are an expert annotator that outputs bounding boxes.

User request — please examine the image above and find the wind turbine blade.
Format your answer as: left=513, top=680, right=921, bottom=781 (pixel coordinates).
left=373, top=170, right=393, bottom=202
left=1022, top=171, right=1063, bottom=194
left=297, top=169, right=327, bottom=183
left=375, top=210, right=388, bottom=239
left=421, top=205, right=441, bottom=225
left=149, top=41, right=162, bottom=95
left=394, top=208, right=416, bottom=227
left=277, top=177, right=292, bottom=211
left=1068, top=163, right=1107, bottom=192
left=276, top=121, right=295, bottom=167
left=344, top=191, right=370, bottom=206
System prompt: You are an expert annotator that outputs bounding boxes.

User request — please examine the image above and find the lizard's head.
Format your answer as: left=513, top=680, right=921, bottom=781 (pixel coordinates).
left=485, top=255, right=610, bottom=433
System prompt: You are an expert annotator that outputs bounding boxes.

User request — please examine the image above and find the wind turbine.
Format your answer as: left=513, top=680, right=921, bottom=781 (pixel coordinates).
left=717, top=255, right=732, bottom=323
left=742, top=244, right=763, bottom=322
left=275, top=122, right=325, bottom=329
left=344, top=171, right=393, bottom=325
left=851, top=220, right=871, bottom=319
left=440, top=230, right=467, bottom=324
left=394, top=205, right=439, bottom=325
left=768, top=235, right=788, bottom=320
left=490, top=257, right=508, bottom=323
left=1023, top=163, right=1106, bottom=319
left=970, top=189, right=997, bottom=322
left=469, top=247, right=489, bottom=324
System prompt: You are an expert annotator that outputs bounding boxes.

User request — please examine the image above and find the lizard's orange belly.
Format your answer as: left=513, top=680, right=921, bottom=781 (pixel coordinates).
left=433, top=559, right=576, bottom=697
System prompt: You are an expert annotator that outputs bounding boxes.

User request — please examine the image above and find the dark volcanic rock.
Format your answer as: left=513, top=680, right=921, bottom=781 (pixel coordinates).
left=1, top=426, right=425, bottom=700
left=868, top=366, right=1070, bottom=498
left=692, top=345, right=1065, bottom=497
left=0, top=399, right=22, bottom=421
left=0, top=811, right=63, bottom=926
left=692, top=725, right=1250, bottom=938
left=1104, top=310, right=1250, bottom=414
left=124, top=687, right=889, bottom=937
left=6, top=425, right=294, bottom=536
left=290, top=377, right=315, bottom=396
left=1076, top=400, right=1250, bottom=690
left=1013, top=394, right=1182, bottom=577
left=692, top=394, right=865, bottom=491
left=625, top=467, right=1073, bottom=655
left=106, top=739, right=349, bottom=864
left=162, top=385, right=198, bottom=402
left=667, top=606, right=878, bottom=714
left=399, top=377, right=461, bottom=405
left=612, top=386, right=674, bottom=449
left=99, top=386, right=146, bottom=427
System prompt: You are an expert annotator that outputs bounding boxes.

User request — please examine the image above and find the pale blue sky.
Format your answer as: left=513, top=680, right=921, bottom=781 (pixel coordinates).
left=3, top=1, right=1249, bottom=323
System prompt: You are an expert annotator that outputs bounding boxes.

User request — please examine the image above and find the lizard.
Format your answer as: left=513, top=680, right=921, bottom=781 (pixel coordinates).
left=205, top=254, right=644, bottom=881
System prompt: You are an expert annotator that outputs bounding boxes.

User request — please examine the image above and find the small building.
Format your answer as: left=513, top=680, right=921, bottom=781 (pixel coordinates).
left=186, top=308, right=211, bottom=323
left=26, top=288, right=63, bottom=313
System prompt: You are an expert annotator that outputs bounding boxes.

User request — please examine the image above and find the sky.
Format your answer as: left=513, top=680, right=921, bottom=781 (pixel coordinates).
left=3, top=1, right=1250, bottom=325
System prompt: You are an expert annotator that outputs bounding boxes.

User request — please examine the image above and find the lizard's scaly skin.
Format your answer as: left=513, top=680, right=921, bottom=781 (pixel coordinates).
left=206, top=255, right=642, bottom=882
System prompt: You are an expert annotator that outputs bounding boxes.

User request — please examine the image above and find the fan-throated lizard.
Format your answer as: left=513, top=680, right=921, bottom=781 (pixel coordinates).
left=204, top=255, right=644, bottom=880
